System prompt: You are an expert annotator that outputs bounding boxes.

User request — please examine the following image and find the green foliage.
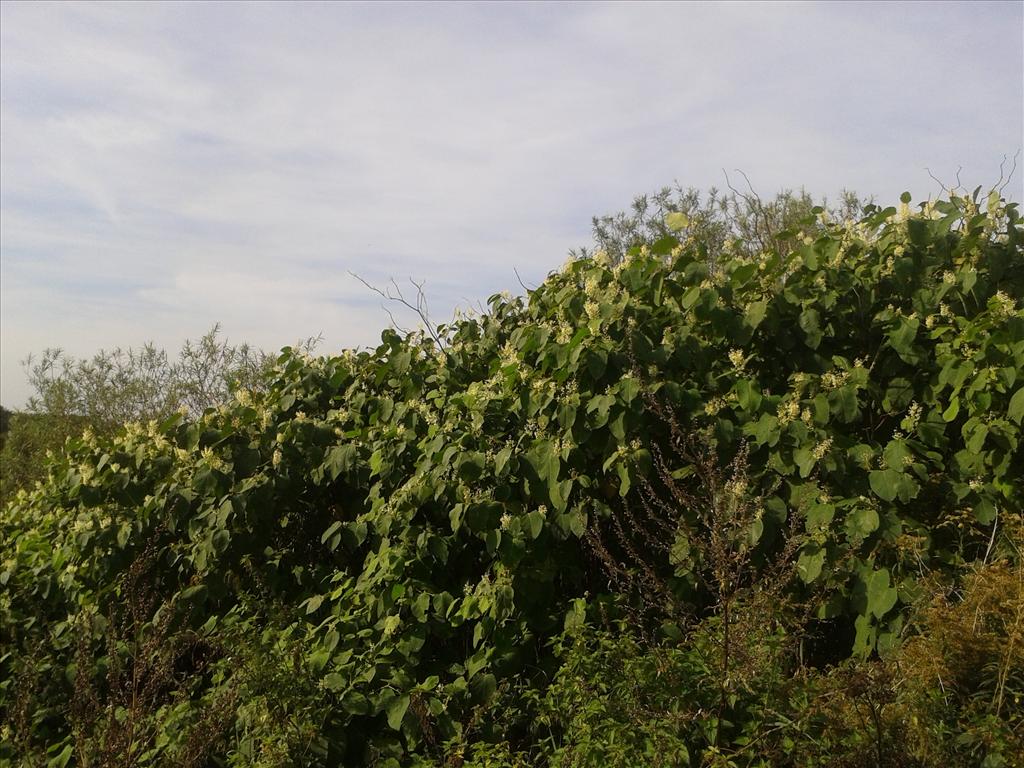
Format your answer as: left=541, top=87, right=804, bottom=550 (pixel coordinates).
left=0, top=412, right=90, bottom=505
left=1, top=188, right=1021, bottom=766
left=575, top=183, right=864, bottom=267
left=0, top=326, right=307, bottom=505
left=21, top=324, right=287, bottom=430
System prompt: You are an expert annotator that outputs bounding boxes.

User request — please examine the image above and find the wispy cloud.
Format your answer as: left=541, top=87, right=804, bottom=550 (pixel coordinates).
left=2, top=0, right=1021, bottom=406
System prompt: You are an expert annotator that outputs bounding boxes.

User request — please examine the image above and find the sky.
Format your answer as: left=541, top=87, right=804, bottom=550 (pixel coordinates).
left=1, top=1, right=1022, bottom=408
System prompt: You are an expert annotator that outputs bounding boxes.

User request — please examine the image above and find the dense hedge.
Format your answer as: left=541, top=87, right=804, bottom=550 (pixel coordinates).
left=1, top=190, right=1022, bottom=767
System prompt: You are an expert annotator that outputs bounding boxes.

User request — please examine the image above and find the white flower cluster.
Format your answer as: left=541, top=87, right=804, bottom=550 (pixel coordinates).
left=705, top=396, right=730, bottom=417
left=991, top=291, right=1018, bottom=320
left=728, top=349, right=747, bottom=371
left=904, top=401, right=923, bottom=430
left=777, top=397, right=801, bottom=425
left=200, top=446, right=225, bottom=472
left=724, top=477, right=747, bottom=500
left=614, top=439, right=643, bottom=459
left=812, top=437, right=833, bottom=461
left=820, top=370, right=849, bottom=391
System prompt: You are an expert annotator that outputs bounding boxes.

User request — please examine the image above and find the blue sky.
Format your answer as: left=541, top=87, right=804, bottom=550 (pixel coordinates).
left=2, top=0, right=1021, bottom=407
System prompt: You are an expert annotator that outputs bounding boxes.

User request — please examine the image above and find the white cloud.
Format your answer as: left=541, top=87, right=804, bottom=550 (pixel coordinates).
left=2, top=0, right=1021, bottom=406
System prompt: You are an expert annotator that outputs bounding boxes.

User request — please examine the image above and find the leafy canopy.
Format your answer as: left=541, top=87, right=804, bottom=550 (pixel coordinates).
left=1, top=187, right=1021, bottom=766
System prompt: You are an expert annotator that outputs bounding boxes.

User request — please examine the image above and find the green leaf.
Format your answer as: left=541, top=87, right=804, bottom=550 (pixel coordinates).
left=734, top=379, right=762, bottom=412
left=305, top=595, right=324, bottom=614
left=661, top=622, right=683, bottom=642
left=805, top=503, right=835, bottom=532
left=618, top=376, right=641, bottom=403
left=681, top=286, right=702, bottom=310
left=528, top=438, right=561, bottom=481
left=744, top=299, right=768, bottom=330
left=526, top=510, right=545, bottom=539
left=386, top=695, right=410, bottom=730
left=494, top=446, right=512, bottom=475
left=322, top=672, right=346, bottom=691
left=869, top=469, right=901, bottom=502
left=212, top=529, right=230, bottom=554
left=616, top=461, right=631, bottom=497
left=888, top=317, right=919, bottom=361
left=457, top=451, right=487, bottom=482
left=324, top=629, right=340, bottom=652
left=586, top=349, right=608, bottom=379
left=974, top=497, right=997, bottom=524
left=830, top=386, right=859, bottom=423
left=747, top=517, right=764, bottom=546
left=845, top=507, right=880, bottom=540
left=942, top=396, right=960, bottom=422
left=341, top=690, right=371, bottom=715
left=794, top=447, right=816, bottom=478
left=730, top=262, right=757, bottom=287
left=962, top=268, right=977, bottom=292
left=799, top=308, right=822, bottom=349
left=669, top=534, right=691, bottom=568
left=471, top=672, right=497, bottom=703
left=420, top=675, right=440, bottom=692
left=180, top=585, right=208, bottom=603
left=586, top=394, right=614, bottom=427
left=307, top=648, right=330, bottom=675
left=882, top=439, right=910, bottom=470
left=564, top=597, right=587, bottom=631
left=812, top=393, right=830, bottom=424
left=369, top=450, right=384, bottom=476
left=797, top=548, right=825, bottom=583
left=866, top=569, right=898, bottom=619
left=746, top=414, right=779, bottom=446
left=524, top=440, right=563, bottom=508
left=321, top=521, right=343, bottom=548
left=325, top=445, right=358, bottom=481
left=966, top=423, right=988, bottom=454
left=48, top=745, right=73, bottom=768
left=1008, top=387, right=1024, bottom=424
left=853, top=613, right=876, bottom=656
left=465, top=502, right=502, bottom=532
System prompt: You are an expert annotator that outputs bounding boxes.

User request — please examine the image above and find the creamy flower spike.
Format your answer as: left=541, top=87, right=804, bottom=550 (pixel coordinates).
left=821, top=370, right=849, bottom=390
left=992, top=291, right=1018, bottom=320
left=777, top=398, right=802, bottom=424
left=813, top=437, right=833, bottom=461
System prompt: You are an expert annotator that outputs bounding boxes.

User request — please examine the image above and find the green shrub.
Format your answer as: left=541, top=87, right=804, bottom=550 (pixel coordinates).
left=1, top=188, right=1020, bottom=767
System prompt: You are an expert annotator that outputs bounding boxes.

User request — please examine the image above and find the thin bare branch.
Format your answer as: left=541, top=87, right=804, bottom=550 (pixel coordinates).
left=997, top=150, right=1020, bottom=194
left=926, top=167, right=954, bottom=196
left=350, top=271, right=448, bottom=352
left=513, top=267, right=535, bottom=293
